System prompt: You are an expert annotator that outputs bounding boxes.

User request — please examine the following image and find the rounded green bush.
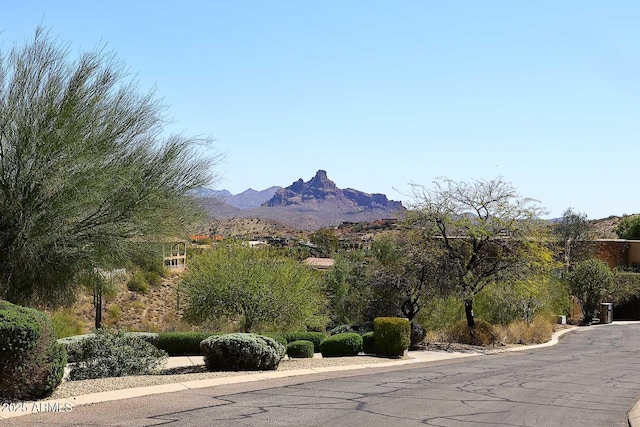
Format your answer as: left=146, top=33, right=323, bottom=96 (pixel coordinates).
left=0, top=300, right=67, bottom=400
left=374, top=317, right=411, bottom=357
left=362, top=331, right=376, bottom=354
left=200, top=333, right=286, bottom=371
left=68, top=328, right=167, bottom=380
left=286, top=340, right=315, bottom=358
left=319, top=333, right=362, bottom=357
left=285, top=332, right=326, bottom=352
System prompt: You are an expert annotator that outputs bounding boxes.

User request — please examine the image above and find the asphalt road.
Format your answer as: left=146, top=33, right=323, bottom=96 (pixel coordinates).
left=6, top=324, right=640, bottom=427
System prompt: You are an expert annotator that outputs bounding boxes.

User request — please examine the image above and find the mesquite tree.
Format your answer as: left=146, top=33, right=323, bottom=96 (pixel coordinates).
left=0, top=28, right=219, bottom=307
left=407, top=177, right=553, bottom=331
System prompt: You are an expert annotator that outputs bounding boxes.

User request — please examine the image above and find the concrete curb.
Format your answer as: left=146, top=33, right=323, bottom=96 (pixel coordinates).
left=0, top=326, right=579, bottom=420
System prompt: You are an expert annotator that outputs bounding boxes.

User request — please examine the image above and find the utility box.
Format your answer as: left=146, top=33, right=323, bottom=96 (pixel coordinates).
left=599, top=303, right=613, bottom=324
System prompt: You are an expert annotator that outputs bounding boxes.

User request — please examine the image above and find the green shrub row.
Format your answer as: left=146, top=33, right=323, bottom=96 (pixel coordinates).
left=155, top=332, right=218, bottom=356
left=319, top=333, right=362, bottom=357
left=285, top=332, right=326, bottom=352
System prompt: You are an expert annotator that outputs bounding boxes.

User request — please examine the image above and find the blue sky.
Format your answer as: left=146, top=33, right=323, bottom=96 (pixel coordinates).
left=3, top=1, right=639, bottom=219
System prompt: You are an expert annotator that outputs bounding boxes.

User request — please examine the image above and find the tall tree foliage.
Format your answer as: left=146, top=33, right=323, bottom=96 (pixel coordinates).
left=0, top=29, right=218, bottom=307
left=615, top=215, right=640, bottom=240
left=181, top=245, right=327, bottom=332
left=366, top=232, right=447, bottom=322
left=564, top=258, right=614, bottom=324
left=554, top=208, right=591, bottom=269
left=407, top=177, right=552, bottom=331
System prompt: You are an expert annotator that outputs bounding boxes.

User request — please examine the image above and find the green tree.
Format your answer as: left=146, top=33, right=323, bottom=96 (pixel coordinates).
left=324, top=249, right=369, bottom=326
left=615, top=215, right=640, bottom=240
left=181, top=245, right=327, bottom=332
left=565, top=258, right=614, bottom=324
left=0, top=29, right=219, bottom=307
left=407, top=177, right=552, bottom=331
left=366, top=232, right=447, bottom=322
left=554, top=208, right=592, bottom=269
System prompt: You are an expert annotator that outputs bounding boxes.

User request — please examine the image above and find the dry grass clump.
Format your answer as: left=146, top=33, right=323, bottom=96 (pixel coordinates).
left=494, top=315, right=554, bottom=345
left=445, top=319, right=498, bottom=346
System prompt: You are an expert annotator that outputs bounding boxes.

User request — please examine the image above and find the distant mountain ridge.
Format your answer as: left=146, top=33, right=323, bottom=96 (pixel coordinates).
left=198, top=170, right=405, bottom=230
left=195, top=186, right=281, bottom=209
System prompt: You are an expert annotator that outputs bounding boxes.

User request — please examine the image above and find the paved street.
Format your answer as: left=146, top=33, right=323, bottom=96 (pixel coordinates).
left=6, top=324, right=640, bottom=426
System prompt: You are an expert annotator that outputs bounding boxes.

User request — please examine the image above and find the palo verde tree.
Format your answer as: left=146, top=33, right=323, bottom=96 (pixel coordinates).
left=0, top=28, right=219, bottom=307
left=407, top=177, right=552, bottom=331
left=181, top=244, right=327, bottom=332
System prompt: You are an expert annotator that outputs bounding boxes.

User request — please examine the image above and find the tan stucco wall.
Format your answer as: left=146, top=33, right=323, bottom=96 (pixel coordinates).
left=629, top=241, right=640, bottom=265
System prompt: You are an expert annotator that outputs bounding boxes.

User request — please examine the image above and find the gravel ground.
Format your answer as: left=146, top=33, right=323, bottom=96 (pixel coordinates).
left=48, top=355, right=394, bottom=400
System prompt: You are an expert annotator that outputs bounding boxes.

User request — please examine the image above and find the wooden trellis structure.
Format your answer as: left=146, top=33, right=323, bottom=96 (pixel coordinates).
left=163, top=240, right=187, bottom=271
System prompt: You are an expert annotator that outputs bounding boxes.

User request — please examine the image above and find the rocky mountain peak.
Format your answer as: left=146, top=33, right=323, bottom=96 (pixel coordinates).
left=263, top=170, right=403, bottom=213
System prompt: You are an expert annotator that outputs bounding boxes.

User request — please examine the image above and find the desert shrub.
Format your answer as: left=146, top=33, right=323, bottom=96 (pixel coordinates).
left=446, top=319, right=498, bottom=346
left=497, top=315, right=554, bottom=345
left=609, top=272, right=640, bottom=305
left=107, top=305, right=123, bottom=321
left=286, top=340, right=314, bottom=358
left=285, top=332, right=326, bottom=352
left=410, top=322, right=426, bottom=349
left=127, top=271, right=149, bottom=293
left=0, top=301, right=67, bottom=400
left=57, top=334, right=93, bottom=363
left=50, top=308, right=85, bottom=338
left=144, top=270, right=163, bottom=287
left=68, top=328, right=167, bottom=380
left=155, top=331, right=216, bottom=356
left=373, top=317, right=411, bottom=357
left=200, top=333, right=286, bottom=371
left=319, top=333, right=362, bottom=357
left=362, top=331, right=375, bottom=354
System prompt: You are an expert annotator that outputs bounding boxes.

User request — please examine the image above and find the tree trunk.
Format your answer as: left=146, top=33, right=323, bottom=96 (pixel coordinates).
left=464, top=299, right=475, bottom=329
left=94, top=284, right=102, bottom=329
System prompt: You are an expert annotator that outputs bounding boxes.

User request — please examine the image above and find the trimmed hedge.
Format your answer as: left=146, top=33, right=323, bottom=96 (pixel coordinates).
left=0, top=301, right=67, bottom=400
left=285, top=332, right=326, bottom=352
left=374, top=317, right=410, bottom=357
left=286, top=340, right=315, bottom=358
left=201, top=333, right=286, bottom=371
left=319, top=333, right=362, bottom=357
left=155, top=332, right=217, bottom=356
left=362, top=331, right=375, bottom=354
